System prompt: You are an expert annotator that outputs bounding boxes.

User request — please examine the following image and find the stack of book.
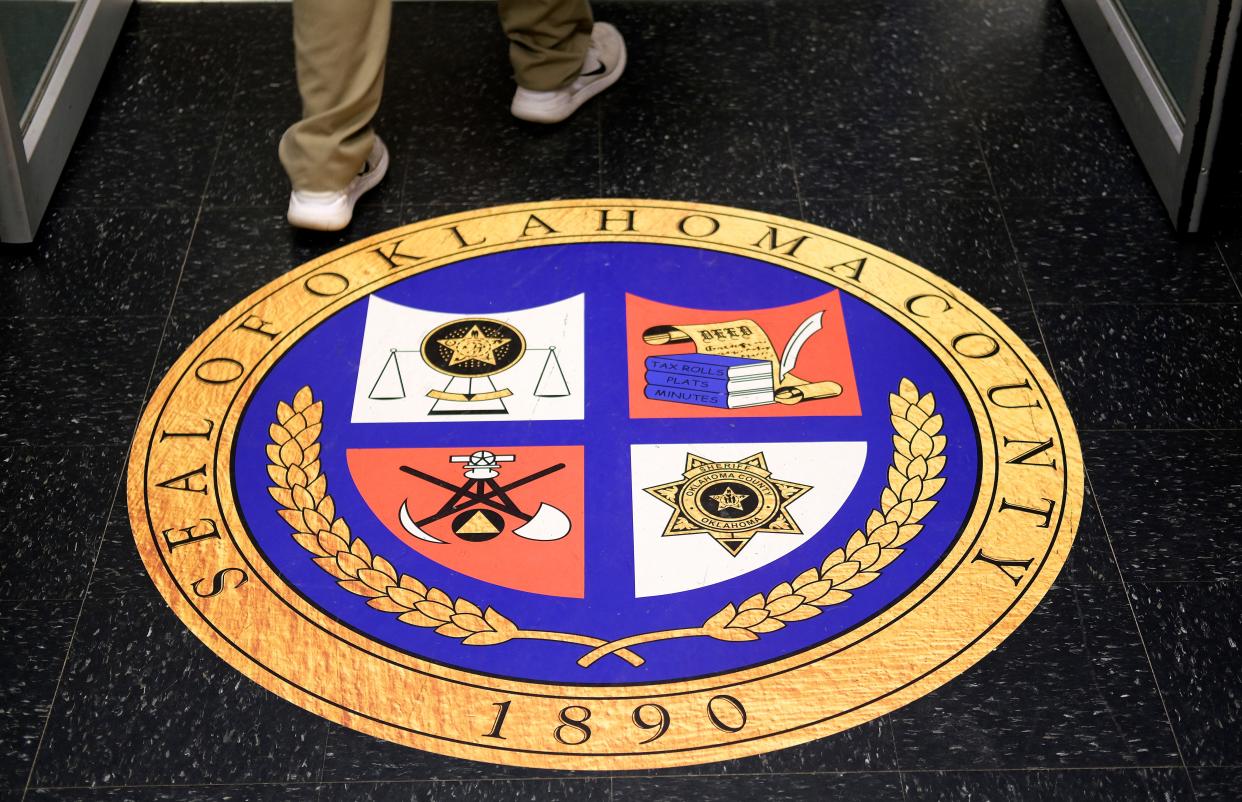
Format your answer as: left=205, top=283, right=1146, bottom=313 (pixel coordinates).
left=644, top=354, right=775, bottom=409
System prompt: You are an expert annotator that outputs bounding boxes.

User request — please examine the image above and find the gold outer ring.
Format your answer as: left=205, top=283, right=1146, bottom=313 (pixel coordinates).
left=127, top=200, right=1083, bottom=769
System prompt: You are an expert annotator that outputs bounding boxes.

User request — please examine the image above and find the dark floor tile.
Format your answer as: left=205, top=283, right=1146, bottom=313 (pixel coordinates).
left=893, top=583, right=1180, bottom=769
left=1084, top=430, right=1242, bottom=583
left=0, top=446, right=126, bottom=599
left=1058, top=480, right=1123, bottom=586
left=0, top=317, right=163, bottom=445
left=650, top=718, right=896, bottom=775
left=400, top=113, right=601, bottom=206
left=601, top=105, right=795, bottom=201
left=48, top=113, right=223, bottom=210
left=801, top=197, right=1029, bottom=310
left=87, top=508, right=152, bottom=600
left=946, top=0, right=1115, bottom=116
left=1, top=601, right=78, bottom=788
left=173, top=205, right=403, bottom=325
left=790, top=106, right=991, bottom=199
left=88, top=33, right=240, bottom=123
left=319, top=724, right=547, bottom=782
left=0, top=208, right=192, bottom=317
left=1007, top=197, right=1237, bottom=304
left=980, top=105, right=1153, bottom=201
left=31, top=592, right=326, bottom=787
left=1192, top=767, right=1242, bottom=801
left=117, top=2, right=288, bottom=43
left=901, top=767, right=1195, bottom=802
left=613, top=773, right=905, bottom=802
left=772, top=3, right=966, bottom=121
left=319, top=779, right=609, bottom=802
left=1039, top=304, right=1242, bottom=429
left=25, top=785, right=320, bottom=802
left=603, top=1, right=781, bottom=113
left=1129, top=581, right=1242, bottom=767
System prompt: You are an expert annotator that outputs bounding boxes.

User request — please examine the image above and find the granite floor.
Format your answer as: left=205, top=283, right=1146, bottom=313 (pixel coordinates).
left=2, top=1, right=1241, bottom=800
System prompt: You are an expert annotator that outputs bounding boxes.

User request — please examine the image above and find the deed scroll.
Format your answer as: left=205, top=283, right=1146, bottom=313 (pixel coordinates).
left=642, top=318, right=842, bottom=405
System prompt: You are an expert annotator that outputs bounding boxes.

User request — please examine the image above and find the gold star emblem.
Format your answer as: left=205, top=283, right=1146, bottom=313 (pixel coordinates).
left=643, top=453, right=811, bottom=556
left=437, top=325, right=510, bottom=367
left=708, top=486, right=749, bottom=512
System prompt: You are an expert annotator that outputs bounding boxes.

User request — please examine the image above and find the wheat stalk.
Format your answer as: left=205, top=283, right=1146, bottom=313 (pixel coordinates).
left=267, top=386, right=643, bottom=665
left=577, top=378, right=944, bottom=666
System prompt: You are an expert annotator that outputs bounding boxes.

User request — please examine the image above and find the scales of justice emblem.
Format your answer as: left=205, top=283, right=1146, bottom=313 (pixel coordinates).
left=368, top=317, right=570, bottom=415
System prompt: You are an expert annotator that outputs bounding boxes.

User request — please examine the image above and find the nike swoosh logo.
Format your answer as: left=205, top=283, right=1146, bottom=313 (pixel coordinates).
left=581, top=61, right=607, bottom=77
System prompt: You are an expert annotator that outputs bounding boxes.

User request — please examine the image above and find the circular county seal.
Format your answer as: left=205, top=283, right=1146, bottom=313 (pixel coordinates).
left=128, top=200, right=1083, bottom=769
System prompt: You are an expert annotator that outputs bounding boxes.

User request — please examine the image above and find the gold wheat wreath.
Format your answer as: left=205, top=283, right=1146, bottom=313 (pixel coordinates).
left=266, top=378, right=945, bottom=669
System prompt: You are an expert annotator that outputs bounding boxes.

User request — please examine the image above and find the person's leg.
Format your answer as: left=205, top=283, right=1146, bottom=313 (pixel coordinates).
left=279, top=0, right=391, bottom=193
left=501, top=0, right=625, bottom=124
left=498, top=0, right=594, bottom=91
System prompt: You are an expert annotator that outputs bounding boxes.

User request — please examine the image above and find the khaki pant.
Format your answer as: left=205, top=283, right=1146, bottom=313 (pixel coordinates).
left=279, top=0, right=594, bottom=192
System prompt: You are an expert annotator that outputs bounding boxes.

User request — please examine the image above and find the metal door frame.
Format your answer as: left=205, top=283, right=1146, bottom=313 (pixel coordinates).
left=1064, top=0, right=1240, bottom=232
left=0, top=0, right=131, bottom=243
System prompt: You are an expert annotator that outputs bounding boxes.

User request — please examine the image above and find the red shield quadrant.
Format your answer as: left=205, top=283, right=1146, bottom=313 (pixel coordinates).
left=346, top=446, right=584, bottom=597
left=626, top=290, right=861, bottom=419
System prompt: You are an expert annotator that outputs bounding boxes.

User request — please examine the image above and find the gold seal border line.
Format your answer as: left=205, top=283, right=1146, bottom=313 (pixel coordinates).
left=128, top=200, right=1081, bottom=767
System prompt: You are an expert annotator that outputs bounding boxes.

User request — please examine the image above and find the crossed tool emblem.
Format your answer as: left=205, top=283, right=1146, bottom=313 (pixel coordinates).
left=398, top=451, right=572, bottom=543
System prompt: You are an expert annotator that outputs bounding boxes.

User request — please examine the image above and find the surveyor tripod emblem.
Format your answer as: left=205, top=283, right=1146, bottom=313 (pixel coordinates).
left=398, top=450, right=572, bottom=543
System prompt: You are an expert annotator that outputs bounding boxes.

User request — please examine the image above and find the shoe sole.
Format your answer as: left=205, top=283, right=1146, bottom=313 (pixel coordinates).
left=287, top=140, right=390, bottom=232
left=511, top=25, right=627, bottom=124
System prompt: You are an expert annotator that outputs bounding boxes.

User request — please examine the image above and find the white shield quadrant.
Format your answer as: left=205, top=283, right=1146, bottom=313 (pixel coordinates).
left=630, top=441, right=868, bottom=597
left=351, top=294, right=585, bottom=423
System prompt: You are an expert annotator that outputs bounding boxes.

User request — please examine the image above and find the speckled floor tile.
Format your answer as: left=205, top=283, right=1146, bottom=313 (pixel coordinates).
left=87, top=506, right=153, bottom=600
left=801, top=197, right=1029, bottom=311
left=399, top=114, right=601, bottom=207
left=790, top=105, right=992, bottom=199
left=88, top=33, right=240, bottom=122
left=1, top=601, right=78, bottom=788
left=0, top=209, right=193, bottom=317
left=1084, top=430, right=1242, bottom=583
left=319, top=724, right=549, bottom=782
left=1006, top=197, right=1238, bottom=304
left=173, top=205, right=403, bottom=326
left=48, top=112, right=223, bottom=210
left=1128, top=581, right=1242, bottom=767
left=892, top=583, right=1180, bottom=769
left=318, top=779, right=610, bottom=802
left=600, top=104, right=796, bottom=201
left=0, top=317, right=163, bottom=445
left=1038, top=304, right=1242, bottom=429
left=115, top=2, right=287, bottom=43
left=24, top=785, right=321, bottom=802
left=645, top=717, right=897, bottom=775
left=613, top=773, right=905, bottom=801
left=30, top=592, right=327, bottom=787
left=1058, top=480, right=1123, bottom=586
left=945, top=0, right=1115, bottom=115
left=1191, top=767, right=1242, bottom=801
left=979, top=105, right=1153, bottom=200
left=0, top=446, right=126, bottom=599
left=601, top=1, right=781, bottom=113
left=771, top=2, right=965, bottom=120
left=901, top=767, right=1195, bottom=802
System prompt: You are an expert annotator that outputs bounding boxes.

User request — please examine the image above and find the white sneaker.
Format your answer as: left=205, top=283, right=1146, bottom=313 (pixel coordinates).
left=287, top=136, right=389, bottom=231
left=511, top=22, right=626, bottom=124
